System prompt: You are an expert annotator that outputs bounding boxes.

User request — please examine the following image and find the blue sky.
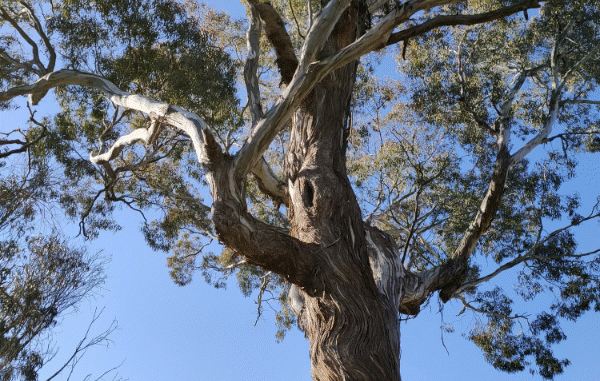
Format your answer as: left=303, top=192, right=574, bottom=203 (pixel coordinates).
left=4, top=1, right=598, bottom=380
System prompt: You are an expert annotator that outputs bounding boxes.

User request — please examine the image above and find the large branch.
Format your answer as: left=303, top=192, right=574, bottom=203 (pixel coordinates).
left=0, top=69, right=212, bottom=170
left=247, top=0, right=298, bottom=85
left=203, top=130, right=322, bottom=293
left=233, top=0, right=537, bottom=182
left=298, top=0, right=351, bottom=71
left=241, top=5, right=289, bottom=205
left=318, top=0, right=540, bottom=77
left=385, top=0, right=541, bottom=48
left=231, top=0, right=417, bottom=179
left=400, top=128, right=512, bottom=313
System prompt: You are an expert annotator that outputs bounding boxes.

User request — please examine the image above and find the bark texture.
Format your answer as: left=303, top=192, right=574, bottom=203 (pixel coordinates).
left=285, top=3, right=401, bottom=380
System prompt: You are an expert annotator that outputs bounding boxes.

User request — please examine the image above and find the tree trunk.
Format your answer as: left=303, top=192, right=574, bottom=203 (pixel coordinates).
left=285, top=4, right=401, bottom=380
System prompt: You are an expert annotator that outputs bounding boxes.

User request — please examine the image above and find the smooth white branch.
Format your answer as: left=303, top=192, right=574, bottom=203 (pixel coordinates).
left=0, top=69, right=211, bottom=165
left=89, top=119, right=159, bottom=165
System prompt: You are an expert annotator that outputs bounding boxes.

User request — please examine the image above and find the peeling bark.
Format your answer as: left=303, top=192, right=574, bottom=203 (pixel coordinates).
left=204, top=129, right=322, bottom=293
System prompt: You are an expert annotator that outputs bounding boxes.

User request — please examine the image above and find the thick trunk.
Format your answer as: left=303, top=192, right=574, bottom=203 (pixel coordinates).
left=285, top=4, right=401, bottom=380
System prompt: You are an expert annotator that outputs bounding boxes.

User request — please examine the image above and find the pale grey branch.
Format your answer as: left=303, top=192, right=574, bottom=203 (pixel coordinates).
left=90, top=119, right=159, bottom=165
left=298, top=0, right=351, bottom=72
left=0, top=69, right=210, bottom=165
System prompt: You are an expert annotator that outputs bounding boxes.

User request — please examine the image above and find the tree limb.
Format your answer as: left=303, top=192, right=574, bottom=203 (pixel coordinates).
left=89, top=119, right=160, bottom=165
left=247, top=0, right=299, bottom=85
left=243, top=3, right=264, bottom=125
left=45, top=309, right=119, bottom=381
left=400, top=126, right=512, bottom=312
left=0, top=69, right=211, bottom=166
left=203, top=129, right=323, bottom=294
left=0, top=5, right=45, bottom=75
left=18, top=0, right=56, bottom=72
left=0, top=68, right=307, bottom=293
left=386, top=0, right=541, bottom=48
left=560, top=99, right=600, bottom=106
left=233, top=0, right=533, bottom=182
left=509, top=90, right=559, bottom=166
left=298, top=0, right=352, bottom=72
left=252, top=156, right=289, bottom=206
left=455, top=294, right=530, bottom=321
left=454, top=209, right=600, bottom=295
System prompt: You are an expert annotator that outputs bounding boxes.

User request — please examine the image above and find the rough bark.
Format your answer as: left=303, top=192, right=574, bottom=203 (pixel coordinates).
left=285, top=3, right=401, bottom=380
left=203, top=129, right=323, bottom=294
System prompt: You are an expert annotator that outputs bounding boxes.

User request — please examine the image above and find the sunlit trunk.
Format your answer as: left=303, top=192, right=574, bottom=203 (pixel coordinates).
left=285, top=4, right=401, bottom=379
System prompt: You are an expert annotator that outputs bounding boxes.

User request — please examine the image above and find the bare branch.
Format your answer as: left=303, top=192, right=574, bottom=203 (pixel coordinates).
left=0, top=51, right=38, bottom=74
left=254, top=272, right=272, bottom=326
left=560, top=99, right=600, bottom=106
left=45, top=309, right=119, bottom=381
left=368, top=0, right=390, bottom=13
left=509, top=92, right=559, bottom=166
left=18, top=0, right=56, bottom=72
left=314, top=0, right=539, bottom=79
left=247, top=0, right=299, bottom=85
left=557, top=41, right=600, bottom=94
left=386, top=0, right=541, bottom=48
left=401, top=190, right=423, bottom=264
left=455, top=294, right=530, bottom=321
left=0, top=5, right=45, bottom=75
left=0, top=69, right=210, bottom=165
left=0, top=104, right=47, bottom=158
left=89, top=119, right=160, bottom=165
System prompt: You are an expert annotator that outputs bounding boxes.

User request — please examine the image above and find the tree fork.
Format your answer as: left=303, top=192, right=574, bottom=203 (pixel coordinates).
left=203, top=128, right=323, bottom=294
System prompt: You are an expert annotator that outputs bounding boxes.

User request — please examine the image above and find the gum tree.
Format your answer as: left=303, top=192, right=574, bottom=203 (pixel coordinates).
left=1, top=0, right=599, bottom=380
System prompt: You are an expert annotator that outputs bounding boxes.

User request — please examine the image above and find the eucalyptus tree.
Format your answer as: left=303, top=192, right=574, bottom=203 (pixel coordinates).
left=1, top=0, right=599, bottom=380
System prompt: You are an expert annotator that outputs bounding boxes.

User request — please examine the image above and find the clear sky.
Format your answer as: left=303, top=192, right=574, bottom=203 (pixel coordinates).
left=12, top=1, right=598, bottom=380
